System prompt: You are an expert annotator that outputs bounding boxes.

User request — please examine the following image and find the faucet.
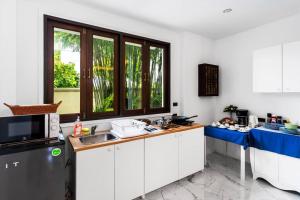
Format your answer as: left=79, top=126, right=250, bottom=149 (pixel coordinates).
left=91, top=125, right=98, bottom=135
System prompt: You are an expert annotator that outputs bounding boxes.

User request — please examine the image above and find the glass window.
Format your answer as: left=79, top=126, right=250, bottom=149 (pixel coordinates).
left=149, top=46, right=164, bottom=108
left=125, top=42, right=143, bottom=110
left=53, top=28, right=80, bottom=114
left=45, top=17, right=170, bottom=122
left=92, top=35, right=115, bottom=113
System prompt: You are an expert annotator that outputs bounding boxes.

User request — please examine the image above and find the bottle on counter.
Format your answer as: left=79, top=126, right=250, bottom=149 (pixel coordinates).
left=73, top=115, right=82, bottom=137
left=267, top=113, right=272, bottom=123
left=271, top=115, right=277, bottom=123
left=277, top=116, right=283, bottom=124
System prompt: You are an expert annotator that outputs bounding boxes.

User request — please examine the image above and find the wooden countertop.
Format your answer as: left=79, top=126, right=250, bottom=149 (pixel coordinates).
left=69, top=123, right=204, bottom=152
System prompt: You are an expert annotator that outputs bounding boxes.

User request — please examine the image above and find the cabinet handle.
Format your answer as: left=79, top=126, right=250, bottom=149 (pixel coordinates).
left=116, top=146, right=120, bottom=151
left=107, top=148, right=112, bottom=152
left=82, top=69, right=86, bottom=79
left=143, top=73, right=148, bottom=82
left=88, top=68, right=91, bottom=79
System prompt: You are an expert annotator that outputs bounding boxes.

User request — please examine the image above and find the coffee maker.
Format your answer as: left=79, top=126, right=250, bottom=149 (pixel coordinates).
left=236, top=109, right=248, bottom=127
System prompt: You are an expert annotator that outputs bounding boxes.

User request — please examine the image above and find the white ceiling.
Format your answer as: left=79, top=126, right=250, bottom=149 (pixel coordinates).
left=71, top=0, right=300, bottom=39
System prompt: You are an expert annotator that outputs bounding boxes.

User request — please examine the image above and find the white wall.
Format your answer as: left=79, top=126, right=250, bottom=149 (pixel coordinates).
left=0, top=0, right=215, bottom=129
left=180, top=32, right=216, bottom=125
left=16, top=0, right=183, bottom=108
left=180, top=32, right=216, bottom=154
left=0, top=0, right=17, bottom=116
left=212, top=13, right=300, bottom=161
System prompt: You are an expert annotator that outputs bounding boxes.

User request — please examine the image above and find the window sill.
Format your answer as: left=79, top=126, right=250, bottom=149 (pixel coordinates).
left=60, top=112, right=172, bottom=128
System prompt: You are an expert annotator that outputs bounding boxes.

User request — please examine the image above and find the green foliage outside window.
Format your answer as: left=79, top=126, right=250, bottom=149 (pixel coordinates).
left=125, top=43, right=143, bottom=110
left=92, top=37, right=115, bottom=112
left=54, top=51, right=79, bottom=88
left=150, top=47, right=164, bottom=108
left=54, top=30, right=164, bottom=111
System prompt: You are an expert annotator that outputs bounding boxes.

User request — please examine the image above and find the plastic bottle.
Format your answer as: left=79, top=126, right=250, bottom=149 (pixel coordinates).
left=73, top=116, right=82, bottom=137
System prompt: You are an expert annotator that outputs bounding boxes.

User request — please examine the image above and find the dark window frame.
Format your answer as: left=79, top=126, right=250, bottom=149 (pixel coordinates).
left=86, top=29, right=120, bottom=120
left=44, top=15, right=170, bottom=123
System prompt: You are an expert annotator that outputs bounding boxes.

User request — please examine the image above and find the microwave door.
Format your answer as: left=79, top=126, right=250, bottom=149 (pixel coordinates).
left=0, top=115, right=47, bottom=144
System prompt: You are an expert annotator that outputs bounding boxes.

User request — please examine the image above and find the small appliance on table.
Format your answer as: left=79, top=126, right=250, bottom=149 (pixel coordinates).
left=236, top=109, right=248, bottom=127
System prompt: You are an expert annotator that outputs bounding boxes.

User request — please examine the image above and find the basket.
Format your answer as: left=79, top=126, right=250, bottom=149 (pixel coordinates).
left=4, top=101, right=62, bottom=115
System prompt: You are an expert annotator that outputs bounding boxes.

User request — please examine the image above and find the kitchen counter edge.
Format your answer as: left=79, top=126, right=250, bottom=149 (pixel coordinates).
left=69, top=123, right=204, bottom=152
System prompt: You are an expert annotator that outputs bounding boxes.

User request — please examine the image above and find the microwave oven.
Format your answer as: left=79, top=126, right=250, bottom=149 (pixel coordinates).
left=0, top=113, right=60, bottom=144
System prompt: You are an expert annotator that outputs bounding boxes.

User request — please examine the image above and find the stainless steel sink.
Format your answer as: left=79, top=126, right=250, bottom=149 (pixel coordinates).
left=79, top=133, right=118, bottom=145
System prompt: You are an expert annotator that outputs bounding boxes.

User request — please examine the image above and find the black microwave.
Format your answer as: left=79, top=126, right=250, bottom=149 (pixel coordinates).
left=0, top=114, right=60, bottom=144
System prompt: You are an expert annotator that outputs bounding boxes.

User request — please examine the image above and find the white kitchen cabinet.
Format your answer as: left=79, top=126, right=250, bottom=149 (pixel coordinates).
left=74, top=126, right=205, bottom=199
left=145, top=133, right=179, bottom=193
left=283, top=41, right=300, bottom=92
left=278, top=155, right=300, bottom=190
left=76, top=146, right=114, bottom=200
left=253, top=45, right=282, bottom=93
left=251, top=148, right=300, bottom=193
left=115, top=140, right=144, bottom=200
left=253, top=148, right=278, bottom=182
left=178, top=128, right=204, bottom=179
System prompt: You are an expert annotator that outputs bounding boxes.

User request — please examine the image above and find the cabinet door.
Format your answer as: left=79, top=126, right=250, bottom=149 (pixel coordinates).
left=254, top=148, right=278, bottom=181
left=283, top=41, right=300, bottom=92
left=253, top=45, right=282, bottom=93
left=179, top=128, right=204, bottom=179
left=115, top=140, right=144, bottom=200
left=76, top=146, right=114, bottom=200
left=145, top=134, right=179, bottom=193
left=278, top=155, right=300, bottom=189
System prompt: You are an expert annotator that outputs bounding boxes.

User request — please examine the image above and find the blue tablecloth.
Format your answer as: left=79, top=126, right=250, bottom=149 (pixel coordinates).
left=205, top=126, right=249, bottom=149
left=249, top=127, right=300, bottom=158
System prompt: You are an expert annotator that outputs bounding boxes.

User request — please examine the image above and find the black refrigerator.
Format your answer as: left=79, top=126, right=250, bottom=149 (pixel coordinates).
left=0, top=139, right=65, bottom=200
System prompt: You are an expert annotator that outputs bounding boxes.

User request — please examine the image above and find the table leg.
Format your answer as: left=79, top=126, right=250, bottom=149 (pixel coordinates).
left=240, top=146, right=245, bottom=182
left=204, top=136, right=207, bottom=166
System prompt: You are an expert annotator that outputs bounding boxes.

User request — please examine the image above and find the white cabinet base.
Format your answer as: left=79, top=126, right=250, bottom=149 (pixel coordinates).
left=179, top=128, right=204, bottom=179
left=250, top=148, right=300, bottom=193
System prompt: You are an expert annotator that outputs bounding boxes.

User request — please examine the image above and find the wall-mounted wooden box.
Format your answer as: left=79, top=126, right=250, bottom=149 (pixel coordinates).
left=198, top=63, right=219, bottom=96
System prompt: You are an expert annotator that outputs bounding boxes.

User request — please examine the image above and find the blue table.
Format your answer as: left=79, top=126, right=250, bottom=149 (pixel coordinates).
left=204, top=126, right=249, bottom=181
left=205, top=126, right=249, bottom=149
left=250, top=127, right=300, bottom=159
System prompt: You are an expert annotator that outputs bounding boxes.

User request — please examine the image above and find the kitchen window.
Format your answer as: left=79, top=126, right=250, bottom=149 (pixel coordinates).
left=44, top=16, right=170, bottom=122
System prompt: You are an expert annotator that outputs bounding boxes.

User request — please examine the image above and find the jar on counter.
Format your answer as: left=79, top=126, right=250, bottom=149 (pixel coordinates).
left=271, top=115, right=277, bottom=123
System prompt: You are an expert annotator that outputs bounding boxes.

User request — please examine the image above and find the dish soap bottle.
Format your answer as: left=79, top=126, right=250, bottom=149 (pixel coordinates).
left=73, top=116, right=82, bottom=137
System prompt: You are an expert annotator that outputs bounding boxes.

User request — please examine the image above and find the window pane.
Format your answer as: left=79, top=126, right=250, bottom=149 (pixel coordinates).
left=125, top=42, right=142, bottom=110
left=92, top=35, right=115, bottom=112
left=53, top=28, right=80, bottom=114
left=150, top=46, right=164, bottom=108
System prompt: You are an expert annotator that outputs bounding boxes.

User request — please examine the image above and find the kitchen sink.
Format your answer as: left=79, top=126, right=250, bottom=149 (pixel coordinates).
left=79, top=133, right=118, bottom=145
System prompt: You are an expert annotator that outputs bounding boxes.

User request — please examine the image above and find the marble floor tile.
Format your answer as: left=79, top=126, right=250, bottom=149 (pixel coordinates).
left=136, top=153, right=300, bottom=200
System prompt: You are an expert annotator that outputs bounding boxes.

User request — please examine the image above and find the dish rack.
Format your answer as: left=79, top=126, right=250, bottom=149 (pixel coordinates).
left=111, top=119, right=146, bottom=138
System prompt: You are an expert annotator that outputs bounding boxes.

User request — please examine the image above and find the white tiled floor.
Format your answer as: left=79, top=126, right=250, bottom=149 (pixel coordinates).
left=138, top=153, right=300, bottom=200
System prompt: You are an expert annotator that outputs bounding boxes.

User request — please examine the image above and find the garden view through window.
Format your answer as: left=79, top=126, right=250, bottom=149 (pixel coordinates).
left=125, top=42, right=142, bottom=110
left=45, top=16, right=170, bottom=122
left=53, top=28, right=80, bottom=115
left=92, top=35, right=115, bottom=113
left=150, top=46, right=164, bottom=109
